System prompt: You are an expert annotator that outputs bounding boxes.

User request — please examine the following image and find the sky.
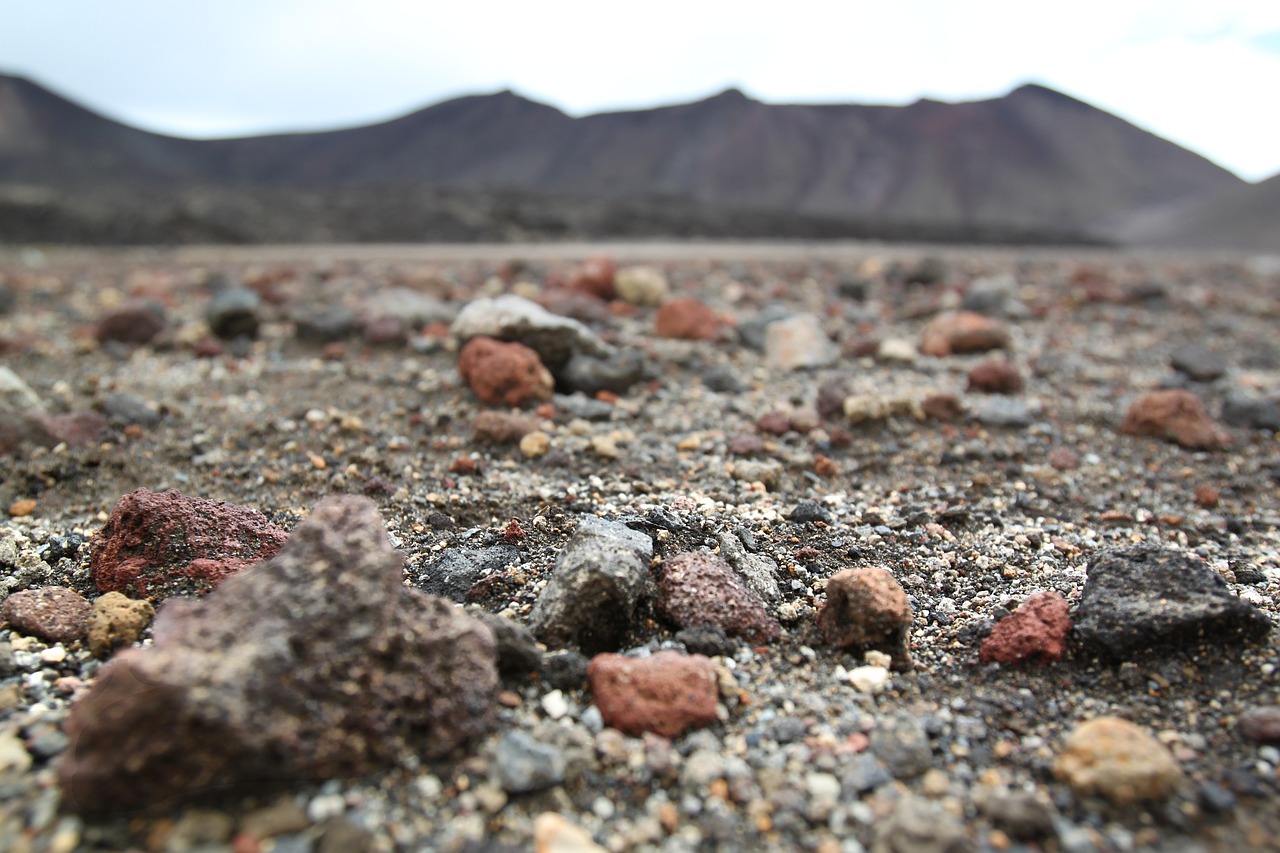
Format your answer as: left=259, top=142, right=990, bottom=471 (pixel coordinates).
left=2, top=1, right=1279, bottom=181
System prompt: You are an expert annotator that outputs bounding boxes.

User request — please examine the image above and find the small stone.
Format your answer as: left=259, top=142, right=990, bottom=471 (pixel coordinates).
left=533, top=812, right=606, bottom=853
left=1049, top=447, right=1079, bottom=470
left=239, top=798, right=311, bottom=839
left=920, top=392, right=963, bottom=422
left=613, top=266, right=670, bottom=307
left=541, top=689, right=570, bottom=720
left=520, top=430, right=551, bottom=458
left=790, top=500, right=834, bottom=525
left=1054, top=717, right=1184, bottom=804
left=1238, top=705, right=1280, bottom=744
left=976, top=788, right=1057, bottom=841
left=95, top=300, right=167, bottom=345
left=817, top=567, right=913, bottom=670
left=452, top=294, right=609, bottom=368
left=877, top=338, right=917, bottom=362
left=1, top=586, right=92, bottom=643
left=206, top=288, right=262, bottom=340
left=559, top=351, right=646, bottom=396
left=871, top=713, right=934, bottom=779
left=541, top=650, right=590, bottom=691
left=588, top=651, right=719, bottom=738
left=654, top=297, right=721, bottom=340
left=1120, top=389, right=1230, bottom=450
left=979, top=591, right=1071, bottom=665
left=756, top=411, right=792, bottom=435
left=816, top=375, right=857, bottom=420
left=920, top=311, right=1010, bottom=357
left=495, top=730, right=567, bottom=793
left=457, top=336, right=554, bottom=407
left=1170, top=344, right=1228, bottom=382
left=967, top=358, right=1024, bottom=394
left=568, top=257, right=617, bottom=300
left=1193, top=483, right=1220, bottom=508
left=971, top=396, right=1033, bottom=428
left=657, top=551, right=780, bottom=643
left=1221, top=390, right=1280, bottom=431
left=846, top=665, right=890, bottom=693
left=9, top=498, right=36, bottom=517
left=408, top=544, right=521, bottom=603
left=871, top=794, right=968, bottom=853
left=764, top=314, right=838, bottom=370
left=293, top=305, right=357, bottom=343
left=0, top=732, right=33, bottom=775
left=473, top=410, right=541, bottom=444
left=715, top=531, right=779, bottom=602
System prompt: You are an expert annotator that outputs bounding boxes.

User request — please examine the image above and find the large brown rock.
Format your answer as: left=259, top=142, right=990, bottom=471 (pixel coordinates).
left=59, top=495, right=498, bottom=814
left=0, top=586, right=91, bottom=643
left=979, top=591, right=1071, bottom=665
left=657, top=551, right=780, bottom=643
left=457, top=336, right=554, bottom=407
left=817, top=567, right=913, bottom=670
left=90, top=489, right=288, bottom=600
left=587, top=651, right=718, bottom=738
left=1120, top=389, right=1230, bottom=450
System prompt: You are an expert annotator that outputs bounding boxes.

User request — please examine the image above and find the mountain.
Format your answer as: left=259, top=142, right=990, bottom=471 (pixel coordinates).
left=0, top=74, right=1250, bottom=243
left=1113, top=170, right=1280, bottom=251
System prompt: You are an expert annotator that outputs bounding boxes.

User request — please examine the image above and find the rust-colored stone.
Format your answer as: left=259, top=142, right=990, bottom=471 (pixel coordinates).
left=654, top=297, right=721, bottom=341
left=457, top=336, right=554, bottom=407
left=817, top=567, right=913, bottom=670
left=967, top=358, right=1024, bottom=394
left=1120, top=390, right=1229, bottom=450
left=979, top=591, right=1071, bottom=665
left=921, top=311, right=1010, bottom=357
left=587, top=651, right=718, bottom=738
left=657, top=551, right=780, bottom=643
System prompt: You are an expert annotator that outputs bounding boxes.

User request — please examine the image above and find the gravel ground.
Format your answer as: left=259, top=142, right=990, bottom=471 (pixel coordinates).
left=1, top=242, right=1278, bottom=853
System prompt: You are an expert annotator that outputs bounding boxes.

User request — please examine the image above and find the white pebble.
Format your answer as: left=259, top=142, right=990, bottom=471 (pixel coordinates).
left=307, top=792, right=346, bottom=822
left=40, top=645, right=67, bottom=664
left=846, top=665, right=890, bottom=694
left=541, top=689, right=570, bottom=720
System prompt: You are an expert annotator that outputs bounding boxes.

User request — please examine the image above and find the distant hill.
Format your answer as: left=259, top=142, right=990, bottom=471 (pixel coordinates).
left=1113, top=170, right=1280, bottom=252
left=0, top=73, right=1251, bottom=244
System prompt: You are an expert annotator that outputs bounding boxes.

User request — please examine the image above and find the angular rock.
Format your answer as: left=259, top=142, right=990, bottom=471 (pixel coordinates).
left=715, top=531, right=779, bottom=602
left=558, top=350, right=647, bottom=396
left=86, top=591, right=155, bottom=659
left=764, top=314, right=838, bottom=371
left=457, top=336, right=555, bottom=408
left=817, top=567, right=913, bottom=670
left=59, top=495, right=499, bottom=814
left=205, top=288, right=261, bottom=340
left=920, top=311, right=1010, bottom=357
left=495, top=730, right=567, bottom=794
left=613, top=266, right=669, bottom=307
left=1073, top=545, right=1272, bottom=657
left=1054, top=717, right=1184, bottom=805
left=1120, top=389, right=1229, bottom=450
left=967, top=357, right=1024, bottom=394
left=408, top=544, right=522, bottom=603
left=95, top=300, right=167, bottom=346
left=90, top=488, right=288, bottom=600
left=979, top=591, right=1071, bottom=665
left=452, top=294, right=609, bottom=368
left=654, top=297, right=721, bottom=341
left=528, top=516, right=654, bottom=655
left=1221, top=390, right=1280, bottom=431
left=657, top=551, right=780, bottom=643
left=1170, top=344, right=1228, bottom=382
left=871, top=794, right=969, bottom=853
left=587, top=651, right=718, bottom=738
left=0, top=586, right=91, bottom=643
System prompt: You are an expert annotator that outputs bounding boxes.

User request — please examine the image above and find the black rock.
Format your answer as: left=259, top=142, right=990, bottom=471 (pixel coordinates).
left=206, top=287, right=262, bottom=340
left=471, top=610, right=543, bottom=677
left=1221, top=390, right=1280, bottom=431
left=701, top=367, right=746, bottom=394
left=558, top=351, right=647, bottom=395
left=675, top=624, right=735, bottom=657
left=1073, top=545, right=1273, bottom=657
left=408, top=545, right=522, bottom=603
left=540, top=650, right=590, bottom=690
left=1198, top=781, right=1237, bottom=814
left=39, top=533, right=86, bottom=564
left=101, top=392, right=162, bottom=428
left=790, top=500, right=834, bottom=525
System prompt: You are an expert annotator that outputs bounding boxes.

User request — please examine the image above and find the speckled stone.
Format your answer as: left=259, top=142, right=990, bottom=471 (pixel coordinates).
left=657, top=551, right=780, bottom=643
left=817, top=567, right=913, bottom=670
left=1054, top=717, right=1184, bottom=804
left=0, top=586, right=91, bottom=643
left=587, top=651, right=718, bottom=738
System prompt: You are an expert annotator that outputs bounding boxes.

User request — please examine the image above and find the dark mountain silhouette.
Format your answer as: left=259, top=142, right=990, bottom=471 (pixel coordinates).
left=0, top=73, right=1251, bottom=243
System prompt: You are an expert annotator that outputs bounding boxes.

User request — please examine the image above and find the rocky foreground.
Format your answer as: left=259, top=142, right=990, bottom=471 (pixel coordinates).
left=0, top=242, right=1278, bottom=852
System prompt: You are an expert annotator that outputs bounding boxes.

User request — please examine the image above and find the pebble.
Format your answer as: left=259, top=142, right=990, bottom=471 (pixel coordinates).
left=764, top=313, right=839, bottom=370
left=452, top=293, right=609, bottom=367
left=1238, top=705, right=1280, bottom=744
left=95, top=299, right=167, bottom=345
left=920, top=311, right=1010, bottom=356
left=1169, top=344, right=1228, bottom=381
left=613, top=266, right=669, bottom=306
left=967, top=357, right=1024, bottom=394
left=715, top=531, right=780, bottom=602
left=870, top=713, right=934, bottom=779
left=205, top=287, right=262, bottom=340
left=1, top=586, right=92, bottom=643
left=817, top=567, right=913, bottom=670
left=654, top=297, right=722, bottom=340
left=657, top=551, right=781, bottom=643
left=587, top=651, right=719, bottom=738
left=495, top=730, right=568, bottom=793
left=567, top=256, right=617, bottom=299
left=0, top=732, right=32, bottom=775
left=533, top=812, right=606, bottom=853
left=456, top=336, right=555, bottom=407
left=1221, top=389, right=1280, bottom=431
left=1054, top=717, right=1184, bottom=804
left=1120, top=389, right=1230, bottom=449
left=559, top=350, right=647, bottom=395
left=979, top=591, right=1071, bottom=665
left=871, top=794, right=968, bottom=853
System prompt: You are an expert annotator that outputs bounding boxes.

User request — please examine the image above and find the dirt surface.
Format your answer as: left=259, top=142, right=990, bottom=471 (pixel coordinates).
left=1, top=241, right=1278, bottom=852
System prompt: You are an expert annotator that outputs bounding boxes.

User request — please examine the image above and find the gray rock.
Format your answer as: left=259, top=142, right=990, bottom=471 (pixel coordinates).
left=0, top=366, right=44, bottom=414
left=1073, top=545, right=1273, bottom=657
left=206, top=287, right=262, bottom=340
left=840, top=752, right=894, bottom=793
left=870, top=713, right=933, bottom=779
left=408, top=545, right=522, bottom=603
left=470, top=610, right=543, bottom=677
left=716, top=532, right=779, bottom=602
left=1170, top=344, right=1228, bottom=382
left=971, top=396, right=1034, bottom=428
left=551, top=393, right=617, bottom=422
left=101, top=393, right=161, bottom=427
left=1222, top=390, right=1280, bottom=431
left=737, top=304, right=793, bottom=351
left=976, top=788, right=1057, bottom=841
left=528, top=516, right=654, bottom=654
left=701, top=367, right=746, bottom=394
left=359, top=287, right=456, bottom=328
left=59, top=495, right=499, bottom=814
left=0, top=284, right=13, bottom=315
left=764, top=314, right=839, bottom=371
left=558, top=350, right=648, bottom=396
left=452, top=294, right=610, bottom=368
left=494, top=730, right=567, bottom=793
left=294, top=305, right=357, bottom=343
left=962, top=274, right=1017, bottom=316
left=871, top=794, right=971, bottom=853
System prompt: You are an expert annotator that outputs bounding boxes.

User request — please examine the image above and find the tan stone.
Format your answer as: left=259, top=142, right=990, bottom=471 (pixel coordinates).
left=87, top=591, right=155, bottom=659
left=1054, top=717, right=1184, bottom=804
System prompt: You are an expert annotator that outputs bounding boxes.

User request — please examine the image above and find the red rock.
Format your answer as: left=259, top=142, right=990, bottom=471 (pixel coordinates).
left=967, top=358, right=1024, bottom=394
left=587, top=651, right=718, bottom=737
left=657, top=551, right=780, bottom=643
left=654, top=298, right=721, bottom=341
left=0, top=586, right=92, bottom=643
left=362, top=315, right=408, bottom=346
left=192, top=337, right=224, bottom=358
left=1049, top=447, right=1080, bottom=471
left=90, top=488, right=288, bottom=600
left=472, top=410, right=541, bottom=444
left=1120, top=390, right=1230, bottom=450
left=817, top=567, right=913, bottom=670
left=95, top=300, right=167, bottom=345
left=920, top=392, right=963, bottom=422
left=727, top=434, right=765, bottom=456
left=26, top=411, right=111, bottom=448
left=756, top=411, right=792, bottom=436
left=1238, top=705, right=1280, bottom=744
left=1194, top=484, right=1220, bottom=508
left=457, top=336, right=554, bottom=407
left=979, top=591, right=1071, bottom=665
left=921, top=311, right=1010, bottom=357
left=568, top=256, right=617, bottom=300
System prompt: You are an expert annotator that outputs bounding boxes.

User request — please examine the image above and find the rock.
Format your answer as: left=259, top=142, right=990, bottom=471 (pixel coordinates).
left=841, top=752, right=894, bottom=794
left=756, top=411, right=792, bottom=435
left=702, top=366, right=746, bottom=393
left=533, top=812, right=606, bottom=853
left=877, top=337, right=918, bottom=362
left=568, top=256, right=617, bottom=300
left=205, top=288, right=262, bottom=340
left=920, top=311, right=1010, bottom=357
left=816, top=374, right=856, bottom=420
left=970, top=396, right=1034, bottom=428
left=975, top=788, right=1057, bottom=841
left=59, top=495, right=499, bottom=814
left=558, top=350, right=647, bottom=396
left=25, top=410, right=112, bottom=448
left=764, top=314, right=838, bottom=370
left=457, top=337, right=555, bottom=408
left=871, top=794, right=969, bottom=853
left=470, top=611, right=542, bottom=677
left=87, top=592, right=155, bottom=658
left=1238, top=705, right=1280, bottom=744
left=1170, top=344, right=1228, bottom=382
left=657, top=551, right=780, bottom=643
left=452, top=294, right=609, bottom=368
left=1072, top=545, right=1272, bottom=657
left=962, top=273, right=1018, bottom=316
left=101, top=393, right=162, bottom=428
left=293, top=304, right=357, bottom=343
left=737, top=304, right=793, bottom=351
left=407, top=545, right=521, bottom=603
left=528, top=516, right=654, bottom=655
left=1120, top=389, right=1230, bottom=450
left=359, top=287, right=455, bottom=331
left=587, top=651, right=718, bottom=738
left=613, top=266, right=669, bottom=307
left=0, top=366, right=45, bottom=414
left=870, top=713, right=934, bottom=780
left=843, top=394, right=923, bottom=425
left=472, top=410, right=541, bottom=444
left=966, top=358, right=1024, bottom=394
left=495, top=730, right=567, bottom=793
left=90, top=488, right=288, bottom=600
left=541, top=650, right=590, bottom=691
left=1054, top=717, right=1184, bottom=805
left=95, top=300, right=167, bottom=345
left=0, top=586, right=91, bottom=643
left=675, top=624, right=735, bottom=657
left=817, top=567, right=913, bottom=670
left=979, top=591, right=1071, bottom=665
left=715, top=531, right=779, bottom=602
left=654, top=297, right=721, bottom=340
left=904, top=257, right=948, bottom=286
left=789, top=500, right=834, bottom=525
left=1221, top=390, right=1280, bottom=431
left=921, top=392, right=964, bottom=422
left=0, top=732, right=32, bottom=776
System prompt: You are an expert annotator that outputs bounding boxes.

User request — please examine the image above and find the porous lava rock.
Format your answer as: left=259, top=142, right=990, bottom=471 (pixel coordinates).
left=1054, top=717, right=1184, bottom=805
left=0, top=586, right=91, bottom=643
left=587, top=651, right=718, bottom=738
left=817, top=567, right=914, bottom=670
left=979, top=591, right=1071, bottom=665
left=457, top=336, right=554, bottom=408
left=528, top=516, right=654, bottom=655
left=1073, top=545, right=1271, bottom=657
left=967, top=357, right=1025, bottom=394
left=59, top=495, right=498, bottom=814
left=920, top=311, right=1010, bottom=357
left=1120, top=390, right=1230, bottom=450
left=657, top=551, right=781, bottom=643
left=89, top=489, right=288, bottom=600
left=654, top=297, right=721, bottom=341
left=86, top=592, right=155, bottom=659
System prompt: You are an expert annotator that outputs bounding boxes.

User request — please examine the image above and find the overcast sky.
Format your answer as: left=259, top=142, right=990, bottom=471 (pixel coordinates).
left=3, top=1, right=1278, bottom=181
